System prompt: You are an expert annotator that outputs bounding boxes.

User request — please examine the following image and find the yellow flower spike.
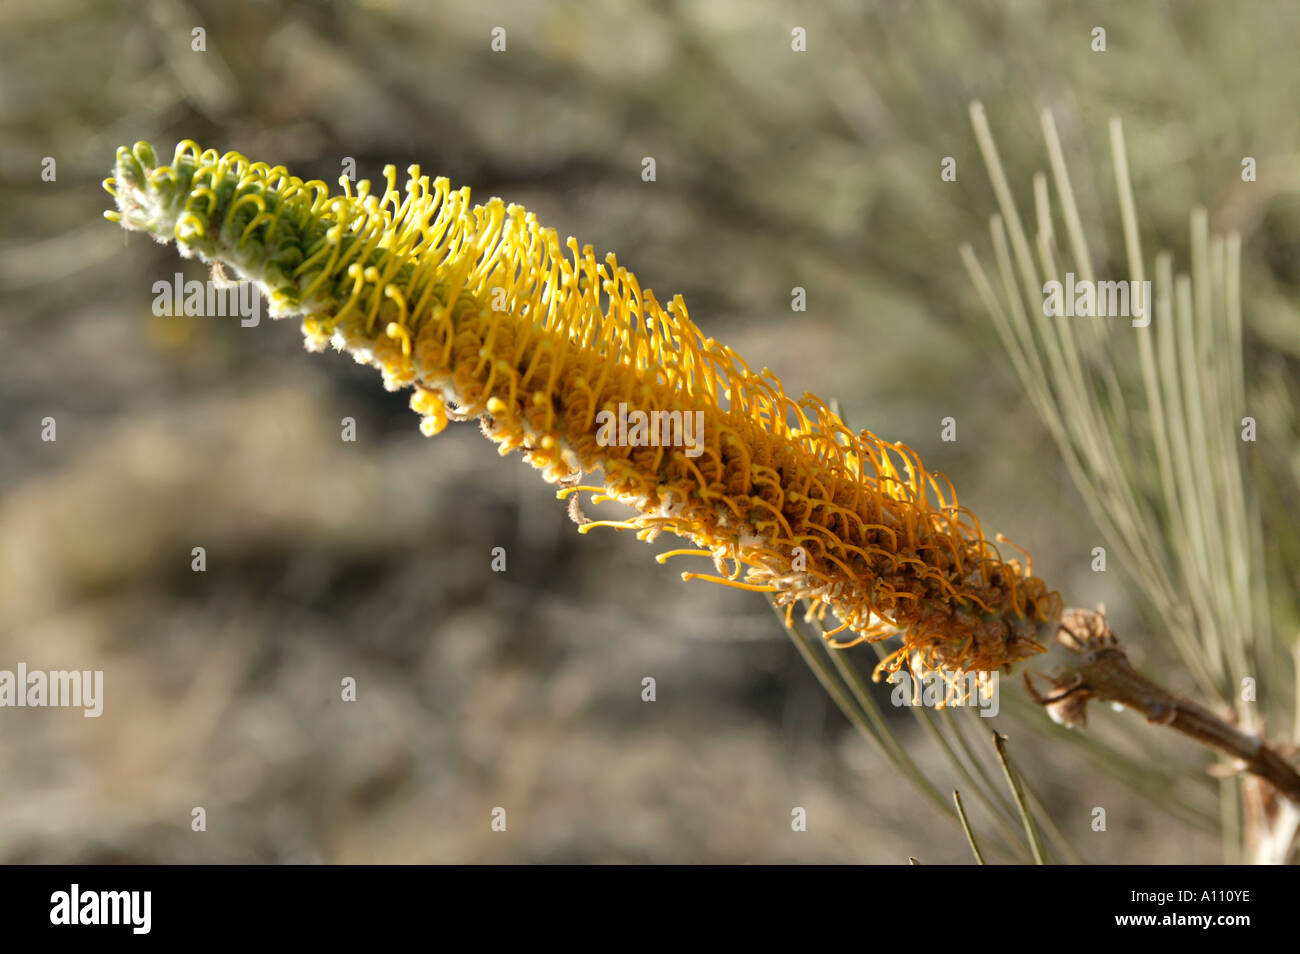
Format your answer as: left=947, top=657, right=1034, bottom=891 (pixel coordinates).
left=104, top=140, right=1065, bottom=676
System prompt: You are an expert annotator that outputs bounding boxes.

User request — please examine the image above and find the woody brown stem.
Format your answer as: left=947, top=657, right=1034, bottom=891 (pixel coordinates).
left=1025, top=606, right=1300, bottom=804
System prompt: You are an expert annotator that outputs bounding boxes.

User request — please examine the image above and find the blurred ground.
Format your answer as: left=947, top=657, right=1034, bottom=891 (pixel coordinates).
left=1, top=0, right=1297, bottom=862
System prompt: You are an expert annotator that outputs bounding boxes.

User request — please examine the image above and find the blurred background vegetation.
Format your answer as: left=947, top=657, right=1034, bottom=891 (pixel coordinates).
left=0, top=0, right=1296, bottom=862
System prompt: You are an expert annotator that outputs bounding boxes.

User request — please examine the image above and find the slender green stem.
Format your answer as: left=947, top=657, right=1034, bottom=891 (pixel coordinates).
left=992, top=731, right=1046, bottom=865
left=769, top=600, right=955, bottom=824
left=953, top=790, right=986, bottom=865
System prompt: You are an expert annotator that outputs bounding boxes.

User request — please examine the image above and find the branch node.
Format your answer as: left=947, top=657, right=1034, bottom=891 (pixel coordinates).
left=1025, top=606, right=1300, bottom=804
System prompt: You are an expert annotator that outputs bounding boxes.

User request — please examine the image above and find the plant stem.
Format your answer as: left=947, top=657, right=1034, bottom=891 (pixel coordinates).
left=953, top=790, right=986, bottom=865
left=992, top=731, right=1046, bottom=864
left=1027, top=607, right=1300, bottom=803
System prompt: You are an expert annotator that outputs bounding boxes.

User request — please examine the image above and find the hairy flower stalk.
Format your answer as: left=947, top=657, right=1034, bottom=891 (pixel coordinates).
left=105, top=140, right=1062, bottom=676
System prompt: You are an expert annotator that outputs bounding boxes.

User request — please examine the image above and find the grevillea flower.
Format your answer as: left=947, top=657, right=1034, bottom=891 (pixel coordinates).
left=104, top=140, right=1062, bottom=676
